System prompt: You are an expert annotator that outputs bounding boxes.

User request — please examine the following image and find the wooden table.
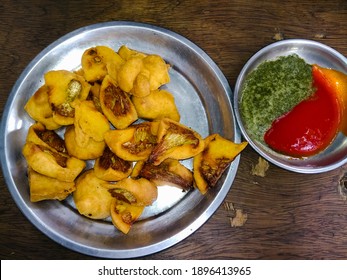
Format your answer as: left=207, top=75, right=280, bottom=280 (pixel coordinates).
left=1, top=0, right=346, bottom=260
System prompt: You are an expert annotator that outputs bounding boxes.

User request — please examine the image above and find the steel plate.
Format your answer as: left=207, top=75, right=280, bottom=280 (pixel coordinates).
left=0, top=22, right=241, bottom=258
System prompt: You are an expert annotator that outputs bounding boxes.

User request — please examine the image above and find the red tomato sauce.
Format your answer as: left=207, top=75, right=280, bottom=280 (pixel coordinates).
left=264, top=65, right=341, bottom=157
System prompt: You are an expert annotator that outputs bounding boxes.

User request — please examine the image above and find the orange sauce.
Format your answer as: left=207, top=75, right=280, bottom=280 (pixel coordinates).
left=313, top=65, right=347, bottom=135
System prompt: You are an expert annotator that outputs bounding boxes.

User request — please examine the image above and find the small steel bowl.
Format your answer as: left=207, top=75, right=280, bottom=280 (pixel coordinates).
left=234, top=39, right=347, bottom=173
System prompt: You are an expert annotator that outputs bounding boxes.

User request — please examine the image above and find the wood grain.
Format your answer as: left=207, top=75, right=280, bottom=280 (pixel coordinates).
left=1, top=0, right=347, bottom=260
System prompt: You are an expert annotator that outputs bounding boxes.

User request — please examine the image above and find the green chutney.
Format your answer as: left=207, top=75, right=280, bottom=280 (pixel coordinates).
left=240, top=54, right=314, bottom=142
